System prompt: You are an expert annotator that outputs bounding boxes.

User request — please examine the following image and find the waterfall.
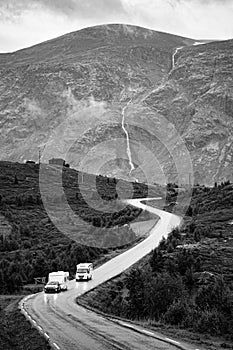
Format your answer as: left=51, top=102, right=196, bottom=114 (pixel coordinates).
left=121, top=99, right=135, bottom=175
left=172, top=46, right=183, bottom=69
left=172, top=41, right=209, bottom=70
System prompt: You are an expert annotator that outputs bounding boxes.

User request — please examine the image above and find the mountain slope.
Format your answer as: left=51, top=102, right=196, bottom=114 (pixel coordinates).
left=144, top=39, right=233, bottom=184
left=0, top=23, right=232, bottom=185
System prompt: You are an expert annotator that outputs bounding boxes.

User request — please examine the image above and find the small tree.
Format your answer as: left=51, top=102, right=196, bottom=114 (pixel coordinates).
left=126, top=268, right=145, bottom=319
left=14, top=174, right=18, bottom=184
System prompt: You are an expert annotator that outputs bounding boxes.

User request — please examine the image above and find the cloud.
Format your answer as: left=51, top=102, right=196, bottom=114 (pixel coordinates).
left=0, top=9, right=75, bottom=51
left=41, top=0, right=126, bottom=18
left=168, top=0, right=233, bottom=4
left=0, top=0, right=127, bottom=20
left=0, top=0, right=232, bottom=52
left=120, top=0, right=233, bottom=39
left=0, top=0, right=128, bottom=52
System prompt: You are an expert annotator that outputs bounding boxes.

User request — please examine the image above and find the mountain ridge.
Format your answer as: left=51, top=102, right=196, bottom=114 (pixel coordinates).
left=0, top=23, right=195, bottom=61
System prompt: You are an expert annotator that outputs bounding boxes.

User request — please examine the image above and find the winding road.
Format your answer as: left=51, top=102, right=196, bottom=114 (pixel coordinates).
left=22, top=199, right=203, bottom=350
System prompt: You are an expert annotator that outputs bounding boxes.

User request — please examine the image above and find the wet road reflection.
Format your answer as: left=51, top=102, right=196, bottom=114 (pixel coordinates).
left=43, top=292, right=59, bottom=304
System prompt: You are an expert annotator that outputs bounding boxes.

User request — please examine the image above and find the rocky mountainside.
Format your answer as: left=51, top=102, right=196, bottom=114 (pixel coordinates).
left=145, top=39, right=233, bottom=185
left=0, top=23, right=232, bottom=185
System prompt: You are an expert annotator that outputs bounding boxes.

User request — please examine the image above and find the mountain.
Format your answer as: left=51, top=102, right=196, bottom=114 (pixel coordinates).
left=0, top=23, right=232, bottom=185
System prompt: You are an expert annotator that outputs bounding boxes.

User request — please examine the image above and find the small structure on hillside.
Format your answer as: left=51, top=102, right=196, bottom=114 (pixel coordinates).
left=34, top=277, right=46, bottom=284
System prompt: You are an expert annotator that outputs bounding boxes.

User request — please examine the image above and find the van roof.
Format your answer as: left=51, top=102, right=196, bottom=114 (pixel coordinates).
left=57, top=271, right=69, bottom=274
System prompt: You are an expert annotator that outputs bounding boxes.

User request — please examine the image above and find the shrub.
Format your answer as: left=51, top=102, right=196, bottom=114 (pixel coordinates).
left=194, top=309, right=225, bottom=335
left=144, top=273, right=185, bottom=320
left=164, top=299, right=189, bottom=325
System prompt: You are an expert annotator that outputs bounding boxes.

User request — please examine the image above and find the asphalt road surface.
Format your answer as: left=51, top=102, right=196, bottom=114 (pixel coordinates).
left=23, top=199, right=202, bottom=350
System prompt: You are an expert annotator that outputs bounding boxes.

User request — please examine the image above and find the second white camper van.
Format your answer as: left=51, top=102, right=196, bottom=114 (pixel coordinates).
left=76, top=263, right=93, bottom=281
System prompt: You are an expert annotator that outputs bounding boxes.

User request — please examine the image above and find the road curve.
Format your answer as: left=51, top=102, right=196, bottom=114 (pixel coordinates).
left=23, top=199, right=198, bottom=350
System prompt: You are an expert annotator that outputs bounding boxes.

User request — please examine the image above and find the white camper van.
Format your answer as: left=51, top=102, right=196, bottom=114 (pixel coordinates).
left=76, top=263, right=93, bottom=281
left=47, top=271, right=69, bottom=291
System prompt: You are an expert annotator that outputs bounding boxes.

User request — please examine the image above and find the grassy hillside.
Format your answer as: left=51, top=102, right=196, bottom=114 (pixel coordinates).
left=0, top=160, right=159, bottom=349
left=0, top=160, right=158, bottom=293
left=79, top=182, right=233, bottom=348
left=0, top=295, right=49, bottom=350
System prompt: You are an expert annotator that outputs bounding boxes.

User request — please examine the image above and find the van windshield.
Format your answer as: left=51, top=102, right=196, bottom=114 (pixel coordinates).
left=50, top=275, right=62, bottom=281
left=77, top=269, right=88, bottom=273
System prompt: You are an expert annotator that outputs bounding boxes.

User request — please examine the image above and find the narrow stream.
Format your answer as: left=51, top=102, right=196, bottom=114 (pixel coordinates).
left=171, top=46, right=183, bottom=68
left=121, top=99, right=135, bottom=175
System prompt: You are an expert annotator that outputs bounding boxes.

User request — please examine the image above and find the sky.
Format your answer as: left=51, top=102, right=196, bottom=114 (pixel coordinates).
left=0, top=0, right=233, bottom=52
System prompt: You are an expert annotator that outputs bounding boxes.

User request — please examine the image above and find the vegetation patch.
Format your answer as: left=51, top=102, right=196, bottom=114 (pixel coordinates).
left=0, top=161, right=159, bottom=294
left=79, top=182, right=233, bottom=348
left=0, top=295, right=49, bottom=350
